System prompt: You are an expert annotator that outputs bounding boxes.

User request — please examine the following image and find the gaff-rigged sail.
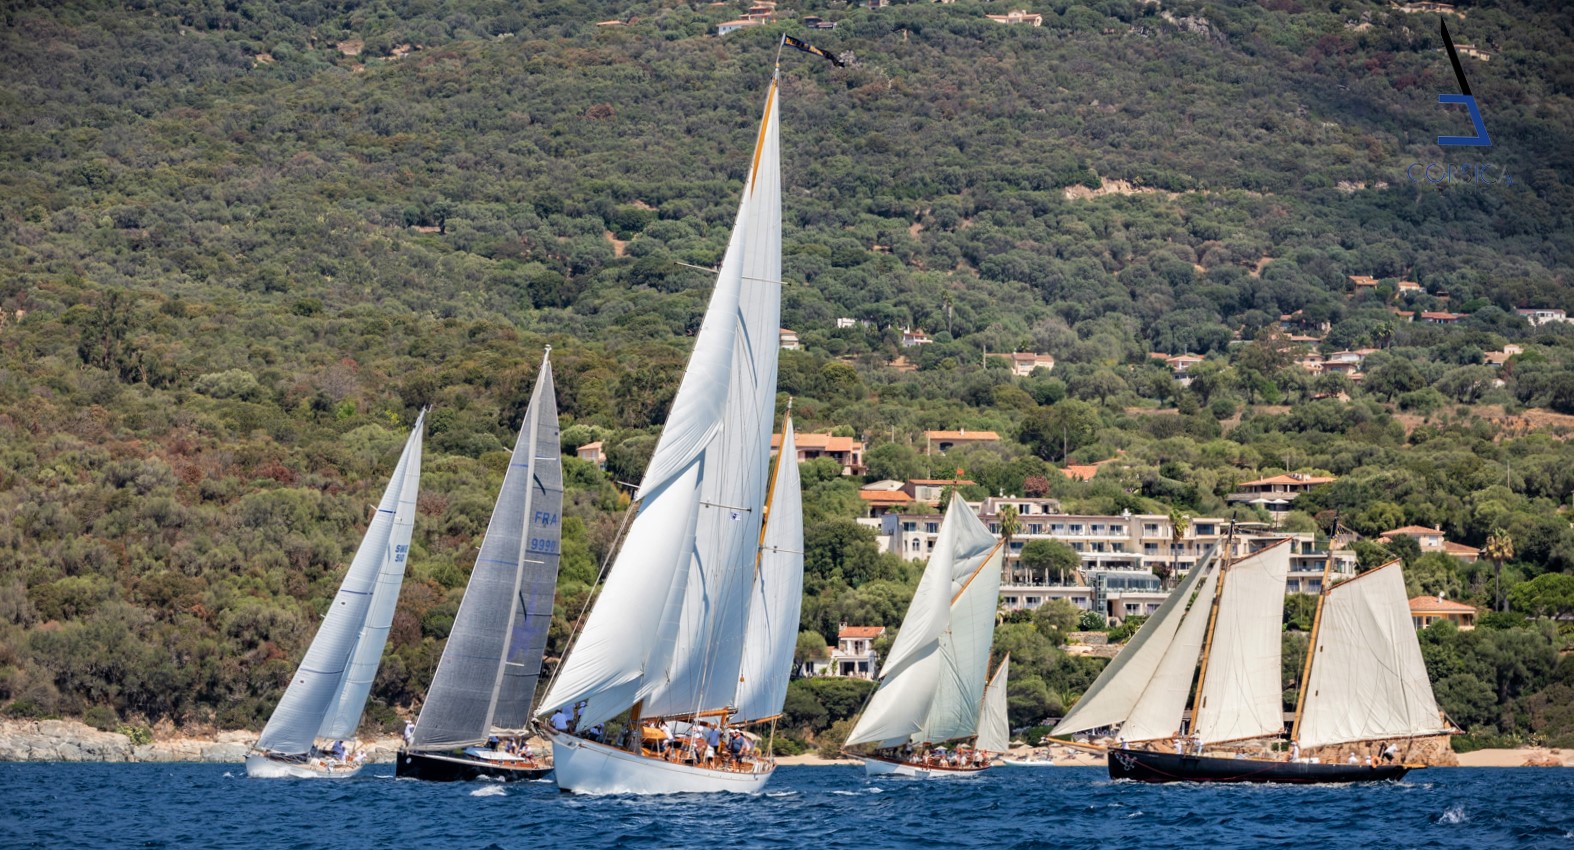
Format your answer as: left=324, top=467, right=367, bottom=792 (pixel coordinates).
left=411, top=352, right=562, bottom=749
left=1294, top=561, right=1450, bottom=750
left=1193, top=541, right=1292, bottom=744
left=257, top=412, right=425, bottom=756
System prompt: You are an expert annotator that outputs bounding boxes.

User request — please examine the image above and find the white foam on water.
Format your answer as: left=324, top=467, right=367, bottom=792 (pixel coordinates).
left=470, top=785, right=507, bottom=798
left=222, top=772, right=234, bottom=778
left=1438, top=804, right=1467, bottom=825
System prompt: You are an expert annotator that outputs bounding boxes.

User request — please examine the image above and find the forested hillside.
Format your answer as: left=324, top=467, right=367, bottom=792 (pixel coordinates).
left=0, top=0, right=1571, bottom=749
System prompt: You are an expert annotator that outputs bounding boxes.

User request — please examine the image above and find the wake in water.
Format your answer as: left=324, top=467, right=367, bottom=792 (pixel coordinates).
left=470, top=785, right=507, bottom=798
left=1436, top=804, right=1468, bottom=824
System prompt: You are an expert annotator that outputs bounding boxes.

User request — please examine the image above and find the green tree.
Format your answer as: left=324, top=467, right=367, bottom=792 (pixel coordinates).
left=1019, top=539, right=1080, bottom=585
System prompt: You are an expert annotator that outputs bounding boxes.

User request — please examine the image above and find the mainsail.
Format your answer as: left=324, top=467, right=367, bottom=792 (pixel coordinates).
left=539, top=71, right=787, bottom=732
left=976, top=655, right=1012, bottom=754
left=845, top=492, right=1002, bottom=749
left=1192, top=540, right=1292, bottom=744
left=411, top=352, right=562, bottom=749
left=1119, top=565, right=1218, bottom=742
left=1294, top=560, right=1450, bottom=750
left=257, top=412, right=425, bottom=756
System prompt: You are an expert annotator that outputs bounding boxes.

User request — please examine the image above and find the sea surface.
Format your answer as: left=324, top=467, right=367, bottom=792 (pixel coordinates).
left=2, top=763, right=1571, bottom=850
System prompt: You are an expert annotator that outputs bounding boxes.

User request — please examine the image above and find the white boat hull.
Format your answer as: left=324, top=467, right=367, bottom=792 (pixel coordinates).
left=860, top=756, right=988, bottom=779
left=1000, top=758, right=1056, bottom=767
left=548, top=731, right=774, bottom=795
left=245, top=754, right=362, bottom=779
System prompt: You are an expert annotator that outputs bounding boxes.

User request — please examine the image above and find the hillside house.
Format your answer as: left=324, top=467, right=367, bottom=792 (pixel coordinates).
left=924, top=429, right=1000, bottom=454
left=771, top=431, right=864, bottom=475
left=1409, top=596, right=1476, bottom=630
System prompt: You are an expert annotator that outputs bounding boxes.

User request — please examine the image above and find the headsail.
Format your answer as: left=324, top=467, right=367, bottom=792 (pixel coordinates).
left=1050, top=551, right=1215, bottom=738
left=733, top=414, right=804, bottom=723
left=540, top=72, right=783, bottom=730
left=1119, top=563, right=1218, bottom=742
left=412, top=352, right=562, bottom=749
left=1193, top=540, right=1292, bottom=744
left=257, top=412, right=425, bottom=756
left=976, top=655, right=1011, bottom=754
left=1294, top=561, right=1450, bottom=750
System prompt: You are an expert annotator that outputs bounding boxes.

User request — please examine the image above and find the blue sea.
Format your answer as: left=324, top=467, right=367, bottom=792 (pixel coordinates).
left=2, top=764, right=1571, bottom=849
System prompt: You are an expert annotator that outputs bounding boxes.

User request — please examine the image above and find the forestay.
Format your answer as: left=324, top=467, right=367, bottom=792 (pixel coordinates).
left=1295, top=561, right=1449, bottom=750
left=412, top=353, right=562, bottom=749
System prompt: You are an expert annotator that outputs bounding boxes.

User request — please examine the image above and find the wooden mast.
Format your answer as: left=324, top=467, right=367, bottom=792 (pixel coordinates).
left=1187, top=522, right=1234, bottom=741
left=1289, top=519, right=1339, bottom=746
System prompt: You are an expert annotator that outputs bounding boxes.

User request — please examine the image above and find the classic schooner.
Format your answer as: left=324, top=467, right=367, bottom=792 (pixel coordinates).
left=246, top=412, right=425, bottom=779
left=1052, top=538, right=1454, bottom=783
left=397, top=350, right=563, bottom=782
left=534, top=65, right=804, bottom=795
left=843, top=492, right=1007, bottom=778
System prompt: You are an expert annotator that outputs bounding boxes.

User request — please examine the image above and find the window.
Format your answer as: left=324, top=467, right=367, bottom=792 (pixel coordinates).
left=925, top=523, right=939, bottom=533
left=1144, top=523, right=1159, bottom=534
left=1070, top=524, right=1083, bottom=534
left=1110, top=525, right=1125, bottom=535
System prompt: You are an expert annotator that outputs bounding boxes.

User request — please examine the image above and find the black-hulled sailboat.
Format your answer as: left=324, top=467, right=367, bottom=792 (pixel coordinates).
left=396, top=349, right=562, bottom=782
left=1054, top=539, right=1453, bottom=783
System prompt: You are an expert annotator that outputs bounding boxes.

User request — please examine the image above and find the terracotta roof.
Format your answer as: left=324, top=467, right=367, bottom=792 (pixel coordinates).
left=838, top=626, right=885, bottom=639
left=925, top=430, right=1001, bottom=441
left=909, top=478, right=975, bottom=486
left=1443, top=541, right=1481, bottom=558
left=859, top=490, right=912, bottom=505
left=1381, top=525, right=1445, bottom=536
left=1238, top=474, right=1336, bottom=487
left=578, top=441, right=604, bottom=452
left=773, top=433, right=862, bottom=452
left=1408, top=596, right=1477, bottom=614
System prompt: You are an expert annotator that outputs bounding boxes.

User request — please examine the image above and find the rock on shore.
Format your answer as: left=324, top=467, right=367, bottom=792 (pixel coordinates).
left=0, top=719, right=401, bottom=763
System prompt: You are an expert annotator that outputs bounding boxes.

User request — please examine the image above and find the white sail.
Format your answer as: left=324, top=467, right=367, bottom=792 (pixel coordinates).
left=734, top=416, right=803, bottom=723
left=256, top=413, right=425, bottom=756
left=845, top=493, right=999, bottom=748
left=976, top=655, right=1011, bottom=754
left=412, top=353, right=562, bottom=749
left=1120, top=565, right=1218, bottom=742
left=1194, top=541, right=1292, bottom=744
left=1295, top=561, right=1450, bottom=750
left=1051, top=551, right=1215, bottom=737
left=919, top=542, right=1003, bottom=744
left=541, top=73, right=784, bottom=733
left=322, top=412, right=424, bottom=739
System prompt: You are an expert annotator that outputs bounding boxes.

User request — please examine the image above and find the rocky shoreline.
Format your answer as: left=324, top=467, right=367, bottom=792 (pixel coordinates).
left=0, top=719, right=402, bottom=764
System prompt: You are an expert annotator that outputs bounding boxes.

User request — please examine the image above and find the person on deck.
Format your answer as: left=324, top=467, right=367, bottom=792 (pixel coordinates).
left=550, top=708, right=570, bottom=732
left=331, top=740, right=346, bottom=761
left=1382, top=742, right=1399, bottom=763
left=402, top=720, right=414, bottom=747
left=1346, top=752, right=1359, bottom=765
left=1289, top=740, right=1300, bottom=762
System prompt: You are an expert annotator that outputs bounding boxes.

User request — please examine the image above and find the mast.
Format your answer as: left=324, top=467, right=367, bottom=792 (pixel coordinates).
left=1188, top=549, right=1229, bottom=735
left=1289, top=520, right=1338, bottom=744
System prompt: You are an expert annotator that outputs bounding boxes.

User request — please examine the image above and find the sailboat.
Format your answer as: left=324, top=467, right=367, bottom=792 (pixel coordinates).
left=843, top=492, right=1006, bottom=778
left=534, top=66, right=804, bottom=796
left=1054, top=538, right=1453, bottom=783
left=397, top=350, right=562, bottom=782
left=246, top=411, right=425, bottom=779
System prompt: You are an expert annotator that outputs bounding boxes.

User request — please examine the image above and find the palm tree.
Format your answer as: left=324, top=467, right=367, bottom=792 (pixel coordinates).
left=997, top=503, right=1020, bottom=583
left=1162, top=509, right=1189, bottom=590
left=1484, top=528, right=1514, bottom=613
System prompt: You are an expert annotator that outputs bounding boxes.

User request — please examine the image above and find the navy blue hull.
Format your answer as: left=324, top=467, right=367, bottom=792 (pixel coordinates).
left=1108, top=748, right=1411, bottom=784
